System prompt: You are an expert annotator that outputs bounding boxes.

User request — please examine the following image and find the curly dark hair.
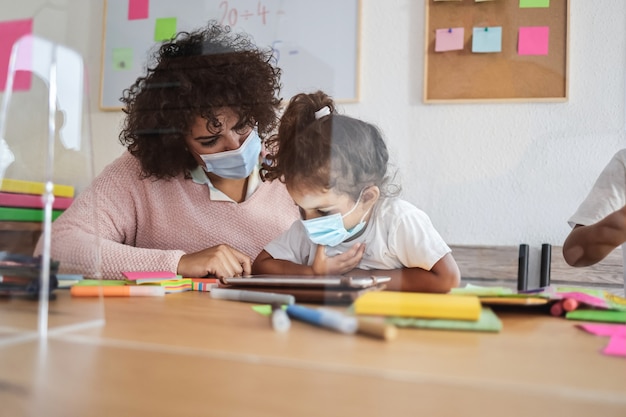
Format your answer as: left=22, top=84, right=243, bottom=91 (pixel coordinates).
left=263, top=91, right=397, bottom=200
left=119, top=21, right=282, bottom=178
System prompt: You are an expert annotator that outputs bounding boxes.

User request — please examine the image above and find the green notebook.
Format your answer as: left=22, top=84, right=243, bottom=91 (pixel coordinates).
left=386, top=307, right=502, bottom=332
left=565, top=309, right=626, bottom=323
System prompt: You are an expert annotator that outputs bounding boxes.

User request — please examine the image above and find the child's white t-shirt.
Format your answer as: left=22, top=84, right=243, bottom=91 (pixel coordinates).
left=264, top=197, right=451, bottom=271
left=568, top=149, right=626, bottom=227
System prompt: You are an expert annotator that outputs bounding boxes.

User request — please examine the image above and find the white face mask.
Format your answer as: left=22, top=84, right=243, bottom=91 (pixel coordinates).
left=199, top=130, right=262, bottom=179
left=300, top=190, right=371, bottom=247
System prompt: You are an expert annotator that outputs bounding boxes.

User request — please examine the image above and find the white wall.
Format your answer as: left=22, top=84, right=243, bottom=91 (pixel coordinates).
left=1, top=0, right=624, bottom=248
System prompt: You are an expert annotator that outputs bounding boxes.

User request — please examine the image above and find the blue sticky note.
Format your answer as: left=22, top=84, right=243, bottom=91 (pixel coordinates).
left=472, top=26, right=502, bottom=53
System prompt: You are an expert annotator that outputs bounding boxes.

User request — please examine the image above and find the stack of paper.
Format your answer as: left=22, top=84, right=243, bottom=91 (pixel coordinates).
left=352, top=291, right=501, bottom=333
left=123, top=271, right=192, bottom=293
left=0, top=178, right=74, bottom=222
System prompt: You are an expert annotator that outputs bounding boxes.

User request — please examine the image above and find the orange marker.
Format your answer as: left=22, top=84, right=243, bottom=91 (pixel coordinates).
left=562, top=298, right=579, bottom=312
left=70, top=285, right=165, bottom=297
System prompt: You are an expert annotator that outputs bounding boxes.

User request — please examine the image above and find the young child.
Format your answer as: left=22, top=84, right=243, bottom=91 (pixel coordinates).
left=563, top=149, right=626, bottom=294
left=252, top=91, right=461, bottom=293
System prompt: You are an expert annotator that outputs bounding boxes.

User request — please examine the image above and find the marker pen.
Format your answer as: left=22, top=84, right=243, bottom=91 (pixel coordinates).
left=286, top=304, right=358, bottom=334
left=562, top=298, right=579, bottom=312
left=550, top=300, right=564, bottom=316
left=270, top=304, right=291, bottom=333
left=356, top=317, right=398, bottom=341
left=210, top=287, right=295, bottom=305
left=517, top=244, right=529, bottom=291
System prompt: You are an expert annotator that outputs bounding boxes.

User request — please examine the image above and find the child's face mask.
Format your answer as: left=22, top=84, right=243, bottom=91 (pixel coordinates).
left=199, top=130, right=261, bottom=179
left=300, top=191, right=370, bottom=247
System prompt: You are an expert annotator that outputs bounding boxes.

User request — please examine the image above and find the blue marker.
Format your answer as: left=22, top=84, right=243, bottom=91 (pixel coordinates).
left=285, top=304, right=357, bottom=334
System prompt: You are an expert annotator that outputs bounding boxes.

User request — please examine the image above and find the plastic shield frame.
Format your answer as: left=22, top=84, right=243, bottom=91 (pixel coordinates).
left=0, top=35, right=104, bottom=346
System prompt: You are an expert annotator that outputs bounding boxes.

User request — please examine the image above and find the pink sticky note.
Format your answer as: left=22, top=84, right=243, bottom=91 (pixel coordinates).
left=123, top=271, right=177, bottom=280
left=559, top=292, right=609, bottom=309
left=518, top=26, right=549, bottom=56
left=603, top=335, right=626, bottom=357
left=0, top=18, right=33, bottom=92
left=578, top=324, right=626, bottom=337
left=579, top=324, right=626, bottom=358
left=435, top=27, right=464, bottom=52
left=128, top=0, right=149, bottom=20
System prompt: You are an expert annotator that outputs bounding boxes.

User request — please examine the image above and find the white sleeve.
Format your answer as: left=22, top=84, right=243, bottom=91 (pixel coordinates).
left=388, top=207, right=451, bottom=270
left=568, top=150, right=626, bottom=227
left=263, top=221, right=314, bottom=265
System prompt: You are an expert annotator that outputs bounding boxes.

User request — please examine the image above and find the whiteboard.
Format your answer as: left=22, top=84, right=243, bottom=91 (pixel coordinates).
left=100, top=0, right=361, bottom=110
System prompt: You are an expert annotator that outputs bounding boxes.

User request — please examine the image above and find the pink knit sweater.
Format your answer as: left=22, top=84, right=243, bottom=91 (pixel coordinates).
left=35, top=152, right=299, bottom=279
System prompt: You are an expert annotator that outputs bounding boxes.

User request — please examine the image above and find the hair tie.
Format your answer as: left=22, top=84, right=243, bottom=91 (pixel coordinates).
left=314, top=106, right=331, bottom=120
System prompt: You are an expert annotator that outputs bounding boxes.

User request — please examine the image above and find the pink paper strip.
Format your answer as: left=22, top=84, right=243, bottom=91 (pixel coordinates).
left=579, top=324, right=626, bottom=358
left=0, top=18, right=33, bottom=92
left=578, top=324, right=626, bottom=337
left=558, top=292, right=608, bottom=309
left=0, top=192, right=73, bottom=210
left=123, top=271, right=177, bottom=280
left=603, top=335, right=626, bottom=357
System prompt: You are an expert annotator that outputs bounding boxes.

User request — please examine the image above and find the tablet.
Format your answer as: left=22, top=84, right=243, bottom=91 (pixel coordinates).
left=215, top=283, right=388, bottom=304
left=219, top=275, right=391, bottom=289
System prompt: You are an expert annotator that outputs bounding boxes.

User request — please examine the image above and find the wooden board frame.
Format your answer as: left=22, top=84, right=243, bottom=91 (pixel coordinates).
left=423, top=0, right=569, bottom=103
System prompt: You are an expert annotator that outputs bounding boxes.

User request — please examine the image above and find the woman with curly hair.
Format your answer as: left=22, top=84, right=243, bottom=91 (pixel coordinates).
left=36, top=22, right=299, bottom=279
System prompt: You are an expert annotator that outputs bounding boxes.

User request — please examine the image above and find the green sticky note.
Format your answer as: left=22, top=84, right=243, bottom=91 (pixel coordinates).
left=252, top=304, right=288, bottom=316
left=520, top=0, right=550, bottom=8
left=112, top=48, right=133, bottom=71
left=450, top=284, right=514, bottom=296
left=74, top=279, right=128, bottom=286
left=154, top=17, right=177, bottom=41
left=387, top=307, right=502, bottom=332
left=566, top=309, right=626, bottom=323
left=252, top=305, right=272, bottom=316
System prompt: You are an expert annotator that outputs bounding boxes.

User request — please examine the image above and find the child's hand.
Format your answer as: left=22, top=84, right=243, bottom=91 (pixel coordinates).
left=311, top=243, right=365, bottom=275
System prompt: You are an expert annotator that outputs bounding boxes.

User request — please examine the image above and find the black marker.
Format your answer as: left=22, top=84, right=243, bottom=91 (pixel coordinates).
left=517, top=244, right=529, bottom=291
left=540, top=243, right=551, bottom=287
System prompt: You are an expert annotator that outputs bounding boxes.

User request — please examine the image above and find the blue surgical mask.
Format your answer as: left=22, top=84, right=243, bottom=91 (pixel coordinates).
left=301, top=192, right=370, bottom=247
left=199, top=130, right=262, bottom=179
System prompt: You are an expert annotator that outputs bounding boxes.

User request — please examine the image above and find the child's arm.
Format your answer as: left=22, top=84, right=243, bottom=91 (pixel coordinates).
left=347, top=253, right=461, bottom=293
left=563, top=205, right=626, bottom=267
left=252, top=243, right=365, bottom=275
left=252, top=250, right=314, bottom=275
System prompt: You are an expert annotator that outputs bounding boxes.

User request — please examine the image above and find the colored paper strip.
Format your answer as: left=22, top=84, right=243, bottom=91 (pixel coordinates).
left=603, top=335, right=626, bottom=357
left=578, top=324, right=626, bottom=357
left=0, top=18, right=33, bottom=92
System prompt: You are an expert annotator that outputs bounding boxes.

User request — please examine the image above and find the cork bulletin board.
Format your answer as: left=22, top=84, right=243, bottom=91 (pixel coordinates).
left=423, top=0, right=569, bottom=103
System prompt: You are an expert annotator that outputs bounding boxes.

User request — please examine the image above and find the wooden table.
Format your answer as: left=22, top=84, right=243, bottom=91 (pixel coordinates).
left=1, top=291, right=625, bottom=417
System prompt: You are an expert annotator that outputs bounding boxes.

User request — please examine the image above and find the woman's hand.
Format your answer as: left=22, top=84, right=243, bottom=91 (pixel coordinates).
left=177, top=244, right=251, bottom=278
left=311, top=243, right=365, bottom=275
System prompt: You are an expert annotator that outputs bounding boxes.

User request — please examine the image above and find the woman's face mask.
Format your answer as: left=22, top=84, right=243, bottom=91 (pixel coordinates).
left=199, top=130, right=262, bottom=179
left=300, top=191, right=370, bottom=247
